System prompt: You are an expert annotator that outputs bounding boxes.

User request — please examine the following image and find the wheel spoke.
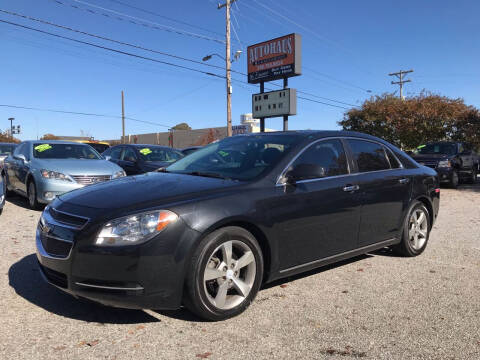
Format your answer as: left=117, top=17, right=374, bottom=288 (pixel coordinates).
left=418, top=229, right=427, bottom=238
left=204, top=267, right=224, bottom=281
left=221, top=241, right=233, bottom=265
left=235, top=251, right=254, bottom=270
left=232, top=278, right=251, bottom=298
left=417, top=212, right=425, bottom=226
left=214, top=282, right=229, bottom=308
left=413, top=233, right=420, bottom=249
left=408, top=226, right=415, bottom=240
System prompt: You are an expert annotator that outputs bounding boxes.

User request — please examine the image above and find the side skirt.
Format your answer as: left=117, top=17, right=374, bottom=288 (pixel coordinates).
left=276, top=238, right=399, bottom=278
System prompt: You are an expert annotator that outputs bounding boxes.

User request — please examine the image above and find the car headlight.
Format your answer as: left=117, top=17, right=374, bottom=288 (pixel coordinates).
left=95, top=210, right=178, bottom=246
left=437, top=160, right=451, bottom=168
left=112, top=170, right=126, bottom=179
left=40, top=169, right=73, bottom=182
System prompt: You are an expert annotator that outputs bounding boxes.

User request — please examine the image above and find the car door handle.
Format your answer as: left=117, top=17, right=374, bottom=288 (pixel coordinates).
left=399, top=178, right=410, bottom=184
left=343, top=184, right=360, bottom=192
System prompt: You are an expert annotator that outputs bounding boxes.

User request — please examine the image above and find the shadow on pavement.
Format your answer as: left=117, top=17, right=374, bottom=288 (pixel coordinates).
left=9, top=254, right=160, bottom=324
left=456, top=181, right=480, bottom=193
left=5, top=193, right=45, bottom=211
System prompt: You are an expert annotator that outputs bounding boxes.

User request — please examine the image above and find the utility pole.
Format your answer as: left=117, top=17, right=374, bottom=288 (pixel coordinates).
left=389, top=69, right=413, bottom=100
left=8, top=117, right=14, bottom=140
left=218, top=0, right=237, bottom=137
left=121, top=91, right=125, bottom=144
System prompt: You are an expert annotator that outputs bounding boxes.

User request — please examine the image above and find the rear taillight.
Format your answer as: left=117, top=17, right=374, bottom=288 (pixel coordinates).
left=435, top=188, right=440, bottom=194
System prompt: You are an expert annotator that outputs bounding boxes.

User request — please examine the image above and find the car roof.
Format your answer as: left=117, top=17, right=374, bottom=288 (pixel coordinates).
left=236, top=130, right=390, bottom=142
left=26, top=140, right=91, bottom=145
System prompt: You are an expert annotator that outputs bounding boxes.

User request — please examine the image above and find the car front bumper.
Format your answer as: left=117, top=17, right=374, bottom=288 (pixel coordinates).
left=35, top=177, right=85, bottom=204
left=35, top=203, right=200, bottom=310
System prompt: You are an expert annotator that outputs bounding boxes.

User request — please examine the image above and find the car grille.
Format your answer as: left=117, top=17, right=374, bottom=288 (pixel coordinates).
left=48, top=207, right=89, bottom=229
left=419, top=160, right=437, bottom=169
left=71, top=175, right=111, bottom=185
left=39, top=263, right=68, bottom=288
left=40, top=233, right=73, bottom=258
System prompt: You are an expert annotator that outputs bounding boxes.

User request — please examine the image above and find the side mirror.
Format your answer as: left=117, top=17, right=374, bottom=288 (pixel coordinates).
left=284, top=163, right=326, bottom=184
left=104, top=155, right=112, bottom=161
left=14, top=154, right=27, bottom=163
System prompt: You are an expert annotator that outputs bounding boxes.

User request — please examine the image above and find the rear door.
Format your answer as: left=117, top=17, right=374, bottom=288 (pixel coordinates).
left=345, top=139, right=412, bottom=247
left=16, top=142, right=31, bottom=193
left=273, top=138, right=363, bottom=270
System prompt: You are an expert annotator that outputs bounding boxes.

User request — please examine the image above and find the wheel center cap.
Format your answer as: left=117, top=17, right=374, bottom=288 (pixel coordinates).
left=226, top=269, right=234, bottom=280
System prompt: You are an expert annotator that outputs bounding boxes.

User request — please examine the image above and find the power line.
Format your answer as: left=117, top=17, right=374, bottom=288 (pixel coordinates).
left=303, top=66, right=372, bottom=93
left=0, top=104, right=173, bottom=128
left=0, top=9, right=243, bottom=75
left=104, top=0, right=224, bottom=37
left=47, top=0, right=226, bottom=44
left=0, top=18, right=226, bottom=79
left=0, top=15, right=356, bottom=110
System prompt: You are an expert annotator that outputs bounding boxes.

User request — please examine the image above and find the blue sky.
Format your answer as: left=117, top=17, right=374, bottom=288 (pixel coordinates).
left=0, top=0, right=479, bottom=141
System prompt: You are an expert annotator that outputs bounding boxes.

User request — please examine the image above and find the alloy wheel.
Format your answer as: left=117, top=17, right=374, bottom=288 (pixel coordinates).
left=203, top=240, right=257, bottom=311
left=408, top=209, right=428, bottom=250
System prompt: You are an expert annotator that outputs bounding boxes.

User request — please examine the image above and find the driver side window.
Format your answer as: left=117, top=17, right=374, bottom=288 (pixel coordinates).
left=290, top=139, right=349, bottom=178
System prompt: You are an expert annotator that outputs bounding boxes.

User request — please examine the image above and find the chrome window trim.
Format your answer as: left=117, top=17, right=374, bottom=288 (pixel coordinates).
left=276, top=136, right=405, bottom=186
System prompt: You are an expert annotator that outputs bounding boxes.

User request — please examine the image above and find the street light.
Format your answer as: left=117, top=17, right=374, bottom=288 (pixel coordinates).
left=202, top=50, right=242, bottom=63
left=8, top=118, right=15, bottom=139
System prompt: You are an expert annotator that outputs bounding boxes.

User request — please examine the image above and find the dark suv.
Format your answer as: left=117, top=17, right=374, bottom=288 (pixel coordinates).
left=411, top=142, right=479, bottom=188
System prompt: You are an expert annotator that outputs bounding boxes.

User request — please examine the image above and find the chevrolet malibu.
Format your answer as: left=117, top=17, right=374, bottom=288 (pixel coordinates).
left=2, top=140, right=125, bottom=209
left=36, top=131, right=439, bottom=320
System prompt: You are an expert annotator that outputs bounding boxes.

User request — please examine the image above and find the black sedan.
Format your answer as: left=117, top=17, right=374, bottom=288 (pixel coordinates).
left=102, top=144, right=184, bottom=175
left=36, top=131, right=439, bottom=320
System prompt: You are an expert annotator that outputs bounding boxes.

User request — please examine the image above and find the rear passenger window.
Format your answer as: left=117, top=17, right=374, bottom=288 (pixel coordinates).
left=347, top=139, right=390, bottom=173
left=385, top=147, right=401, bottom=169
left=291, top=139, right=349, bottom=177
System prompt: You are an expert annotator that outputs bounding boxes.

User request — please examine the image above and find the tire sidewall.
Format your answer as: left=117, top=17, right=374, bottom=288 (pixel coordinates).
left=189, top=227, right=264, bottom=321
left=402, top=202, right=430, bottom=256
left=450, top=170, right=459, bottom=188
left=28, top=180, right=38, bottom=209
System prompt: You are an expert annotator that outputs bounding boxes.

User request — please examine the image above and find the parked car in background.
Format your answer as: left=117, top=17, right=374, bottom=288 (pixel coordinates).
left=36, top=131, right=439, bottom=320
left=0, top=172, right=4, bottom=214
left=0, top=142, right=17, bottom=165
left=73, top=140, right=110, bottom=154
left=180, top=146, right=202, bottom=156
left=103, top=144, right=184, bottom=175
left=411, top=141, right=479, bottom=188
left=1, top=140, right=125, bottom=209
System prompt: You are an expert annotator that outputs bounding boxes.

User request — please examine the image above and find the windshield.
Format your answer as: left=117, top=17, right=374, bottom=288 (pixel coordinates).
left=137, top=147, right=184, bottom=163
left=0, top=144, right=15, bottom=155
left=166, top=134, right=303, bottom=181
left=33, top=143, right=102, bottom=160
left=415, top=143, right=457, bottom=156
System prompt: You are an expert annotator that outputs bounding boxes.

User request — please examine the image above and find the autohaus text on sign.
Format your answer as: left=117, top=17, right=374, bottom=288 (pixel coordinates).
left=247, top=33, right=302, bottom=84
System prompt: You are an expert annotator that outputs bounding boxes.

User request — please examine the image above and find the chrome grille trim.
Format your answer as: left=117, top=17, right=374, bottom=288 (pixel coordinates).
left=47, top=207, right=90, bottom=230
left=71, top=175, right=111, bottom=185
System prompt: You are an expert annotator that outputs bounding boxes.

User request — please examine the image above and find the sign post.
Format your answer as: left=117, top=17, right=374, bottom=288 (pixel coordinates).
left=247, top=33, right=301, bottom=131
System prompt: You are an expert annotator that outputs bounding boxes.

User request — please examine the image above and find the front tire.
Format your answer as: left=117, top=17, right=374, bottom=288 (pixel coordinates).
left=466, top=167, right=477, bottom=184
left=184, top=226, right=264, bottom=321
left=27, top=180, right=41, bottom=210
left=392, top=201, right=431, bottom=257
left=450, top=170, right=459, bottom=189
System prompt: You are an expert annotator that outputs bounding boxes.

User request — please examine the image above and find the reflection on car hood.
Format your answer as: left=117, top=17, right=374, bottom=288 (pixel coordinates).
left=58, top=172, right=240, bottom=210
left=33, top=159, right=122, bottom=175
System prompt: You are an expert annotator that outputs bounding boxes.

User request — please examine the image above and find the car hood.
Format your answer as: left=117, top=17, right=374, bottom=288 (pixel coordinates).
left=411, top=154, right=452, bottom=162
left=33, top=159, right=122, bottom=175
left=58, top=172, right=242, bottom=210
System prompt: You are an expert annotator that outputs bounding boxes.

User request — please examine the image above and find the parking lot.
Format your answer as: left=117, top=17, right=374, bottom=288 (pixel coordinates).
left=0, top=185, right=479, bottom=360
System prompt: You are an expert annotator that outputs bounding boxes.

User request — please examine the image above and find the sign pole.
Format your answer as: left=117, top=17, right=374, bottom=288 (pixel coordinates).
left=260, top=82, right=265, bottom=132
left=283, top=78, right=288, bottom=131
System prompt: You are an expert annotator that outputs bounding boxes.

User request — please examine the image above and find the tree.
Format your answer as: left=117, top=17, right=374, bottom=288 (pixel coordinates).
left=172, top=122, right=192, bottom=131
left=0, top=130, right=20, bottom=143
left=40, top=133, right=60, bottom=140
left=339, top=91, right=480, bottom=149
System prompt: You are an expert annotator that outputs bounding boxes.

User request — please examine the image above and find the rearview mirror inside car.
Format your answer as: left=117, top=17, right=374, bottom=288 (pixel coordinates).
left=285, top=163, right=326, bottom=184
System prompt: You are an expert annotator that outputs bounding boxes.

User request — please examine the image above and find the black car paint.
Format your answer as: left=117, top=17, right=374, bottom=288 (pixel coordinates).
left=103, top=144, right=183, bottom=175
left=36, top=131, right=440, bottom=310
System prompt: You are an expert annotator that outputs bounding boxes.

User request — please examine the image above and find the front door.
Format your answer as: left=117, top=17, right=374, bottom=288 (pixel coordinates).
left=272, top=139, right=362, bottom=270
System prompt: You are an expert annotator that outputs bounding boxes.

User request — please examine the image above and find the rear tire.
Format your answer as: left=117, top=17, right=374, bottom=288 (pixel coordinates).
left=466, top=167, right=477, bottom=184
left=449, top=170, right=459, bottom=189
left=392, top=201, right=431, bottom=257
left=27, top=180, right=41, bottom=210
left=183, top=226, right=264, bottom=321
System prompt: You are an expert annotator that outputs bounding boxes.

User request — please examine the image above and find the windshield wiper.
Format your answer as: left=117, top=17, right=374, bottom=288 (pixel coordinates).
left=185, top=171, right=231, bottom=180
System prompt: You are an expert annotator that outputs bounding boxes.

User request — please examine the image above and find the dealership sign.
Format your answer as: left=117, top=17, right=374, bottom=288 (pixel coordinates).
left=247, top=33, right=302, bottom=84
